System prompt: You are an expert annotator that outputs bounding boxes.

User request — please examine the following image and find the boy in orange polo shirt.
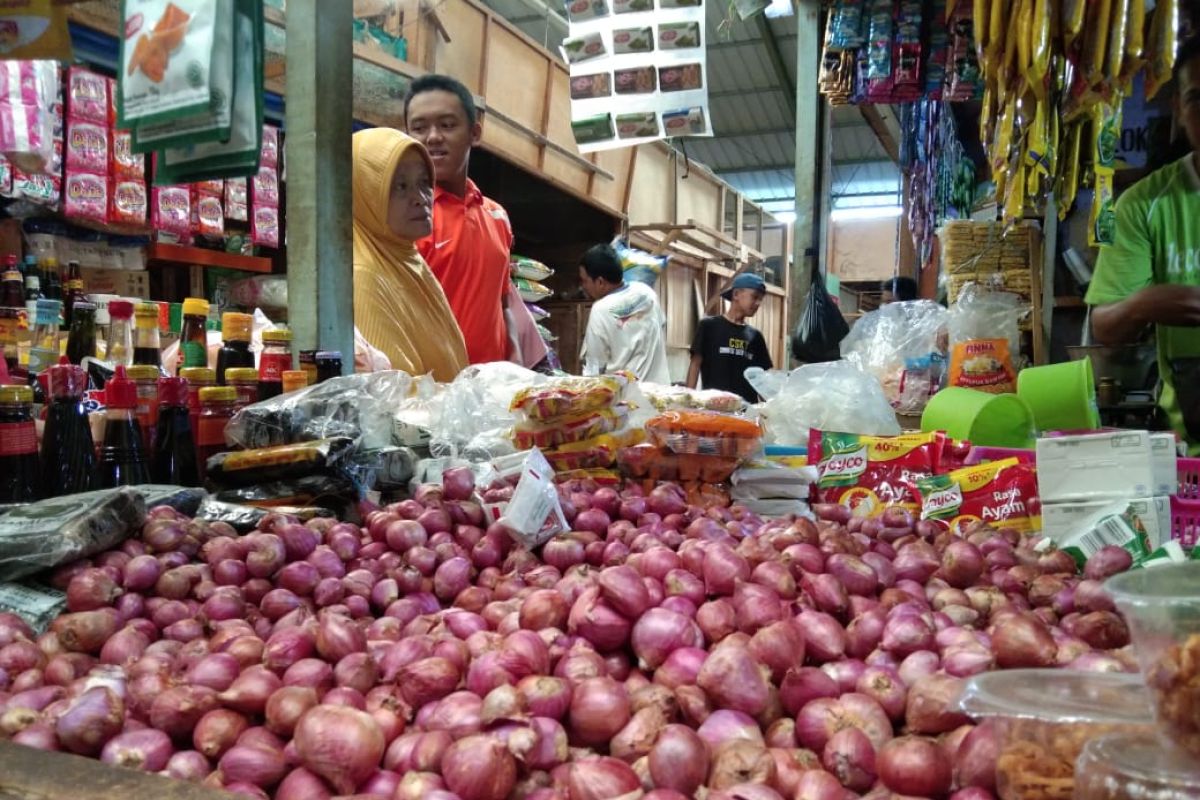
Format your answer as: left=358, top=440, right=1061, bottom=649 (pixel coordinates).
left=405, top=75, right=523, bottom=365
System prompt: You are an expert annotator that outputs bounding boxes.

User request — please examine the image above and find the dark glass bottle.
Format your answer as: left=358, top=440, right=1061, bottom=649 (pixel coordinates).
left=152, top=376, right=199, bottom=487
left=65, top=301, right=97, bottom=365
left=177, top=297, right=209, bottom=374
left=133, top=302, right=162, bottom=367
left=0, top=385, right=40, bottom=502
left=257, top=327, right=293, bottom=401
left=41, top=258, right=61, bottom=301
left=40, top=357, right=95, bottom=497
left=98, top=365, right=150, bottom=488
left=216, top=312, right=253, bottom=385
left=224, top=367, right=259, bottom=408
left=62, top=260, right=84, bottom=326
left=0, top=255, right=23, bottom=309
left=315, top=351, right=343, bottom=383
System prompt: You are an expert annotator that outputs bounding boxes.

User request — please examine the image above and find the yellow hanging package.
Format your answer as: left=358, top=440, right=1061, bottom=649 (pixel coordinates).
left=1081, top=0, right=1114, bottom=86
left=1057, top=121, right=1083, bottom=220
left=1145, top=0, right=1177, bottom=100
left=1119, top=0, right=1145, bottom=90
left=1090, top=172, right=1117, bottom=247
left=0, top=0, right=72, bottom=60
left=1061, top=0, right=1086, bottom=49
left=1105, top=0, right=1131, bottom=87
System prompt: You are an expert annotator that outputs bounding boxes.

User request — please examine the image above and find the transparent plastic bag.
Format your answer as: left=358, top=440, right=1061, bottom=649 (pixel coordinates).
left=430, top=362, right=550, bottom=458
left=645, top=410, right=764, bottom=459
left=510, top=373, right=629, bottom=421
left=639, top=381, right=746, bottom=413
left=841, top=300, right=950, bottom=414
left=225, top=370, right=413, bottom=450
left=487, top=449, right=568, bottom=549
left=754, top=360, right=901, bottom=445
left=947, top=285, right=1022, bottom=394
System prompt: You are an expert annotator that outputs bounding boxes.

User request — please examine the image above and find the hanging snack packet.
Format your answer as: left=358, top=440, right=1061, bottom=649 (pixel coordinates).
left=67, top=68, right=109, bottom=124
left=225, top=176, right=247, bottom=220
left=151, top=184, right=190, bottom=236
left=251, top=204, right=279, bottom=248
left=194, top=191, right=223, bottom=237
left=63, top=171, right=109, bottom=224
left=918, top=457, right=1041, bottom=534
left=260, top=125, right=279, bottom=168
left=111, top=130, right=144, bottom=179
left=119, top=0, right=222, bottom=128
left=1144, top=0, right=1176, bottom=100
left=13, top=168, right=58, bottom=208
left=109, top=179, right=147, bottom=226
left=251, top=165, right=279, bottom=206
left=65, top=121, right=109, bottom=174
left=809, top=430, right=944, bottom=517
left=0, top=0, right=72, bottom=60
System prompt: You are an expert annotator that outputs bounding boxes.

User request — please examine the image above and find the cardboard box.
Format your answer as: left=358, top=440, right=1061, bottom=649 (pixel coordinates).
left=1150, top=432, right=1179, bottom=497
left=1041, top=496, right=1172, bottom=551
left=81, top=267, right=150, bottom=299
left=1036, top=431, right=1156, bottom=503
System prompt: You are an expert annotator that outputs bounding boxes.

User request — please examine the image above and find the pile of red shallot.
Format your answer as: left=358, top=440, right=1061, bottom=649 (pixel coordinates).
left=0, top=468, right=1138, bottom=800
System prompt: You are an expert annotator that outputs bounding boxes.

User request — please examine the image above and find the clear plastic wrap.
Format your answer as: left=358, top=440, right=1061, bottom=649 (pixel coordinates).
left=730, top=460, right=820, bottom=501
left=947, top=285, right=1022, bottom=394
left=617, top=444, right=741, bottom=483
left=645, top=410, right=764, bottom=459
left=749, top=361, right=902, bottom=445
left=841, top=300, right=950, bottom=414
left=639, top=382, right=746, bottom=413
left=510, top=373, right=630, bottom=421
left=0, top=488, right=145, bottom=582
left=513, top=405, right=631, bottom=450
left=225, top=370, right=413, bottom=450
left=430, top=363, right=550, bottom=459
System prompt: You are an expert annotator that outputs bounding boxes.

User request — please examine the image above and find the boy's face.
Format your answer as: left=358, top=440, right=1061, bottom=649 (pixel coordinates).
left=406, top=90, right=482, bottom=184
left=732, top=287, right=764, bottom=317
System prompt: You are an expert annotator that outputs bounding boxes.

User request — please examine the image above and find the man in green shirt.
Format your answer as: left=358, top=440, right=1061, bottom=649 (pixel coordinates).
left=1087, top=36, right=1200, bottom=452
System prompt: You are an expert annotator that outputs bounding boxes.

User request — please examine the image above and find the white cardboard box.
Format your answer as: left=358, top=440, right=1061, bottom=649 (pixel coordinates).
left=1150, top=432, right=1179, bottom=497
left=1041, top=496, right=1172, bottom=551
left=1036, top=431, right=1156, bottom=503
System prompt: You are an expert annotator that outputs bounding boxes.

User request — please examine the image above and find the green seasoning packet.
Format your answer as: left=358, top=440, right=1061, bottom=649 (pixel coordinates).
left=118, top=0, right=221, bottom=129
left=571, top=114, right=615, bottom=147
left=1059, top=503, right=1152, bottom=568
left=130, top=0, right=235, bottom=153
left=154, top=0, right=263, bottom=185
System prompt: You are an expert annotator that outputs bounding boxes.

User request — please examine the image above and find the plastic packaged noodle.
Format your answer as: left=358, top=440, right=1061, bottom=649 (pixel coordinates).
left=204, top=437, right=355, bottom=487
left=543, top=428, right=646, bottom=471
left=947, top=286, right=1021, bottom=394
left=917, top=457, right=1041, bottom=534
left=225, top=371, right=413, bottom=450
left=511, top=373, right=631, bottom=421
left=645, top=410, right=763, bottom=459
left=809, top=430, right=944, bottom=517
left=0, top=487, right=145, bottom=582
left=510, top=255, right=553, bottom=282
left=640, top=382, right=746, bottom=413
left=617, top=443, right=741, bottom=483
left=512, top=404, right=631, bottom=450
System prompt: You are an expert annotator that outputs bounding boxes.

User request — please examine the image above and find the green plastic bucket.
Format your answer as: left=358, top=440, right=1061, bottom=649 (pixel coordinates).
left=921, top=387, right=1036, bottom=448
left=1017, top=358, right=1100, bottom=433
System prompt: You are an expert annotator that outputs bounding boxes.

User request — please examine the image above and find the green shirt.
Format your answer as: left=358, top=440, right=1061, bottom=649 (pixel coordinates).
left=1085, top=154, right=1200, bottom=453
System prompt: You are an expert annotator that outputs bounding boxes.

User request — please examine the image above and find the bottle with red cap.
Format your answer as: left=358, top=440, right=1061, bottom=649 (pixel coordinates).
left=0, top=384, right=40, bottom=502
left=152, top=376, right=199, bottom=486
left=98, top=365, right=149, bottom=488
left=40, top=356, right=95, bottom=496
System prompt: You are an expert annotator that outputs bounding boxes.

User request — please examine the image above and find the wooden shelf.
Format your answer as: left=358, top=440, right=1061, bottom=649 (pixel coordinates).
left=146, top=243, right=274, bottom=274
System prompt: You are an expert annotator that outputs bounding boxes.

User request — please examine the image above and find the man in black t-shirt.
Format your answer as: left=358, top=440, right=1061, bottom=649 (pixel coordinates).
left=687, top=273, right=774, bottom=403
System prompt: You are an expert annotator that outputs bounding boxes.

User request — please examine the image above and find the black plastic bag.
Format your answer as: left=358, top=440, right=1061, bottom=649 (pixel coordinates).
left=791, top=268, right=850, bottom=363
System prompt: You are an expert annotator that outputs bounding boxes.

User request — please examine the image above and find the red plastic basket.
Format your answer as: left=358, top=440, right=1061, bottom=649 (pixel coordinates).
left=1170, top=496, right=1200, bottom=549
left=1179, top=457, right=1200, bottom=499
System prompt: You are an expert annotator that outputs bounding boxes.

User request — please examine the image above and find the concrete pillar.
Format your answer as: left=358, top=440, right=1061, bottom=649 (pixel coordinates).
left=788, top=0, right=823, bottom=358
left=285, top=0, right=354, bottom=372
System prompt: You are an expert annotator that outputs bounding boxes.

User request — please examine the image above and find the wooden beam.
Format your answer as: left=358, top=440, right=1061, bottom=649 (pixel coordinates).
left=858, top=104, right=901, bottom=165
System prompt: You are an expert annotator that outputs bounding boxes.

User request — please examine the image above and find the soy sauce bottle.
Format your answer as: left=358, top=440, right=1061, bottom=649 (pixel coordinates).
left=216, top=312, right=253, bottom=385
left=152, top=376, right=199, bottom=487
left=40, top=357, right=95, bottom=496
left=0, top=385, right=41, bottom=502
left=98, top=365, right=149, bottom=488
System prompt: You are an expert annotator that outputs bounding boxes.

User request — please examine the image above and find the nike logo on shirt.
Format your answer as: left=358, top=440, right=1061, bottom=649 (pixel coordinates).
left=435, top=240, right=453, bottom=249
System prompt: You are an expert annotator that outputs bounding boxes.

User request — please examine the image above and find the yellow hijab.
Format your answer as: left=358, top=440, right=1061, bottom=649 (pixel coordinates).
left=351, top=128, right=468, bottom=381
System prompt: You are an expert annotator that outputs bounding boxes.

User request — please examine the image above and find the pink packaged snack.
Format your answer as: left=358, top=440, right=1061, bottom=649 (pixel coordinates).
left=111, top=130, right=143, bottom=179
left=109, top=179, right=147, bottom=226
left=65, top=120, right=109, bottom=174
left=63, top=171, right=108, bottom=224
left=0, top=103, right=51, bottom=161
left=14, top=168, right=59, bottom=207
left=252, top=205, right=279, bottom=248
left=195, top=192, right=224, bottom=237
left=194, top=179, right=223, bottom=196
left=0, top=155, right=12, bottom=197
left=152, top=185, right=191, bottom=237
left=0, top=62, right=48, bottom=107
left=260, top=125, right=279, bottom=167
left=225, top=176, right=247, bottom=204
left=251, top=166, right=278, bottom=206
left=67, top=67, right=109, bottom=124
left=107, top=77, right=116, bottom=125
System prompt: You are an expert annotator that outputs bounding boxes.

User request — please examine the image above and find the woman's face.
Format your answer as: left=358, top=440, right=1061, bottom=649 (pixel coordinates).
left=387, top=149, right=434, bottom=240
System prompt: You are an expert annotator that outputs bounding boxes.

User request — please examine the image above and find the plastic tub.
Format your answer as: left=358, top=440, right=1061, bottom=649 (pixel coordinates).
left=921, top=387, right=1036, bottom=448
left=1074, top=731, right=1200, bottom=800
left=1105, top=562, right=1200, bottom=758
left=955, top=669, right=1154, bottom=800
left=1016, top=358, right=1101, bottom=433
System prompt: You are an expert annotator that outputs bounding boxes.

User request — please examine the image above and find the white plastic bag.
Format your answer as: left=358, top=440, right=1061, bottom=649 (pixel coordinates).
left=428, top=362, right=549, bottom=459
left=841, top=300, right=950, bottom=415
left=489, top=449, right=568, bottom=549
left=752, top=361, right=901, bottom=445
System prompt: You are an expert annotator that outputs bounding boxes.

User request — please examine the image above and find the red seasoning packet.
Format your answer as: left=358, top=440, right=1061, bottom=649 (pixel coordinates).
left=808, top=430, right=945, bottom=517
left=109, top=179, right=147, bottom=226
left=917, top=458, right=1042, bottom=534
left=152, top=185, right=191, bottom=237
left=261, top=125, right=279, bottom=168
left=252, top=166, right=279, bottom=206
left=252, top=205, right=280, bottom=248
left=111, top=130, right=144, bottom=179
left=67, top=67, right=109, bottom=125
left=65, top=120, right=109, bottom=174
left=195, top=193, right=224, bottom=237
left=63, top=171, right=109, bottom=224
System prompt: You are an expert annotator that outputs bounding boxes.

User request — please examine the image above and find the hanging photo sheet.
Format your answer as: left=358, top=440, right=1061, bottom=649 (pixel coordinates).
left=563, top=0, right=711, bottom=153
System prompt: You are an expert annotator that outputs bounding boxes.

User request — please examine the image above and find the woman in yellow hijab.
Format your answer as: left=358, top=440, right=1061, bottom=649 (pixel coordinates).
left=352, top=128, right=468, bottom=382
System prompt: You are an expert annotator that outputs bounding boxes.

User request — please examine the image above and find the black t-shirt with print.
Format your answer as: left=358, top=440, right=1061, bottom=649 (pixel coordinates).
left=690, top=315, right=773, bottom=402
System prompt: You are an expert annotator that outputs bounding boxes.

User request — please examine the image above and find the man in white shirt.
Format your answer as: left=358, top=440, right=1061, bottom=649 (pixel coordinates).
left=578, top=244, right=671, bottom=383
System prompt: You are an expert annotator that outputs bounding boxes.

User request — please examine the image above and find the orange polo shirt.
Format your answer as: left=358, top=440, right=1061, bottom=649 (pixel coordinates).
left=418, top=181, right=512, bottom=365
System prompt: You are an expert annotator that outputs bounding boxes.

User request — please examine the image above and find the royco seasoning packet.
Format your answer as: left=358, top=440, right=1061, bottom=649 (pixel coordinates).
left=917, top=457, right=1042, bottom=534
left=118, top=0, right=221, bottom=128
left=809, top=430, right=944, bottom=517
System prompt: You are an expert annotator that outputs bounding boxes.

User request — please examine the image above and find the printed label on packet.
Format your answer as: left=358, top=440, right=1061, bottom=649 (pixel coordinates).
left=252, top=167, right=279, bottom=206
left=252, top=205, right=279, bottom=248
left=260, top=125, right=279, bottom=167
left=63, top=171, right=109, bottom=224
left=152, top=185, right=191, bottom=236
left=917, top=457, right=1042, bottom=534
left=65, top=121, right=109, bottom=174
left=14, top=169, right=59, bottom=207
left=196, top=194, right=224, bottom=237
left=1059, top=505, right=1151, bottom=568
left=109, top=179, right=147, bottom=226
left=810, top=430, right=944, bottom=517
left=111, top=130, right=144, bottom=179
left=67, top=67, right=110, bottom=124
left=0, top=581, right=66, bottom=635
